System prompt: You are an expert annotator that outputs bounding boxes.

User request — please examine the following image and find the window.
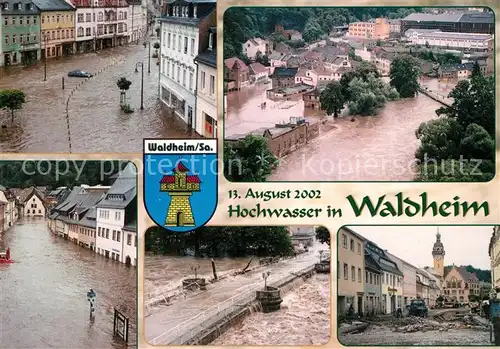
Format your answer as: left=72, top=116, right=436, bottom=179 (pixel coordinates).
left=178, top=35, right=181, bottom=52
left=370, top=273, right=373, bottom=284
left=12, top=17, right=16, bottom=25
left=184, top=36, right=187, bottom=54
left=27, top=16, right=30, bottom=24
left=4, top=17, right=7, bottom=26
left=56, top=15, right=59, bottom=23
left=191, top=38, right=195, bottom=55
left=78, top=14, right=84, bottom=23
left=117, top=231, right=120, bottom=242
left=19, top=16, right=23, bottom=25
left=182, top=69, right=186, bottom=87
left=86, top=13, right=91, bottom=22
left=98, top=227, right=101, bottom=237
left=112, top=230, right=116, bottom=240
left=167, top=33, right=171, bottom=48
left=105, top=229, right=109, bottom=239
left=351, top=266, right=355, bottom=281
left=38, top=210, right=41, bottom=214
left=98, top=12, right=103, bottom=22
left=27, top=209, right=30, bottom=214
left=343, top=263, right=348, bottom=280
left=115, top=211, right=121, bottom=221
left=166, top=61, right=169, bottom=76
left=342, top=234, right=347, bottom=248
left=365, top=271, right=368, bottom=283
left=127, top=233, right=132, bottom=246
left=357, top=243, right=361, bottom=255
left=209, top=75, right=215, bottom=95
left=189, top=72, right=193, bottom=90
left=12, top=34, right=16, bottom=44
left=350, top=239, right=354, bottom=252
left=177, top=66, right=180, bottom=82
left=86, top=28, right=91, bottom=36
left=173, top=34, right=176, bottom=50
left=358, top=268, right=361, bottom=283
left=201, top=71, right=205, bottom=90
left=171, top=63, right=174, bottom=77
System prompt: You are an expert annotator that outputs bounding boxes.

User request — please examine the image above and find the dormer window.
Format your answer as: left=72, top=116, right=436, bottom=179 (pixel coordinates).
left=30, top=3, right=33, bottom=10
left=193, top=5, right=197, bottom=18
left=17, top=2, right=21, bottom=10
left=208, top=32, right=213, bottom=50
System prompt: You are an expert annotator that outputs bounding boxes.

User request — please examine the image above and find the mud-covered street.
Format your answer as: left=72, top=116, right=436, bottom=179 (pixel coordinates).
left=339, top=309, right=492, bottom=346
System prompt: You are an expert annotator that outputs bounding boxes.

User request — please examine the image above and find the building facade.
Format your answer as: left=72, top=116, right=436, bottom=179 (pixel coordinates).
left=22, top=188, right=46, bottom=217
left=224, top=56, right=249, bottom=90
left=193, top=26, right=216, bottom=137
left=128, top=0, right=146, bottom=43
left=386, top=251, right=418, bottom=306
left=242, top=37, right=269, bottom=59
left=348, top=17, right=390, bottom=39
left=443, top=265, right=480, bottom=302
left=33, top=0, right=76, bottom=58
left=364, top=251, right=382, bottom=314
left=489, top=226, right=500, bottom=290
left=95, top=162, right=137, bottom=266
left=159, top=0, right=216, bottom=132
left=338, top=227, right=365, bottom=316
left=406, top=29, right=493, bottom=52
left=1, top=0, right=40, bottom=65
left=401, top=12, right=494, bottom=35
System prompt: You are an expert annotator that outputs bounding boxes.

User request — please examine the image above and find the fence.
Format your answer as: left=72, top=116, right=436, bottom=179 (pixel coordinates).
left=150, top=264, right=316, bottom=345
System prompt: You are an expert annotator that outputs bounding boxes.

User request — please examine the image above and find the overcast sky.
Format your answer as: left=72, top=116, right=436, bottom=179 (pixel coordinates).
left=349, top=226, right=494, bottom=270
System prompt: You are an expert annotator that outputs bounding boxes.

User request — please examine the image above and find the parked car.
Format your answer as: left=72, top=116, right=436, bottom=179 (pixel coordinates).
left=68, top=70, right=93, bottom=78
left=408, top=299, right=428, bottom=317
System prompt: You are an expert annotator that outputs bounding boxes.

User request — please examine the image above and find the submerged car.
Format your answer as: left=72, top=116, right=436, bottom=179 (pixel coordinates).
left=409, top=299, right=428, bottom=317
left=68, top=70, right=93, bottom=78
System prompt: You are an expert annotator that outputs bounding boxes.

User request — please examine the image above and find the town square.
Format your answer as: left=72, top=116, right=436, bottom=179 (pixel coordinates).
left=0, top=0, right=216, bottom=152
left=338, top=225, right=497, bottom=345
left=223, top=7, right=495, bottom=182
left=0, top=160, right=137, bottom=348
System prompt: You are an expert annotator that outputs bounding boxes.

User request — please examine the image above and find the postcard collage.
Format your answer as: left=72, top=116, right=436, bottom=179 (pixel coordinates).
left=0, top=0, right=498, bottom=348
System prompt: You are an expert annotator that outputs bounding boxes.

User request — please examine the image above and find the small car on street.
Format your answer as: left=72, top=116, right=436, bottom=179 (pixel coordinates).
left=68, top=70, right=93, bottom=78
left=408, top=299, right=428, bottom=317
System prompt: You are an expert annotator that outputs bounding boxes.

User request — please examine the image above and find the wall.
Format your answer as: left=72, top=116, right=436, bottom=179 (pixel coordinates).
left=338, top=228, right=364, bottom=314
left=122, top=230, right=137, bottom=266
left=195, top=61, right=216, bottom=136
left=24, top=194, right=45, bottom=217
left=96, top=207, right=126, bottom=262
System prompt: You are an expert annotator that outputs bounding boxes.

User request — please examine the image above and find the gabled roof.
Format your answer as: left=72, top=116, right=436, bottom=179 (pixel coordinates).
left=160, top=161, right=201, bottom=184
left=249, top=62, right=268, bottom=75
left=32, top=0, right=75, bottom=11
left=271, top=67, right=298, bottom=78
left=20, top=187, right=48, bottom=208
left=444, top=265, right=479, bottom=282
left=97, top=162, right=136, bottom=210
left=365, top=252, right=382, bottom=273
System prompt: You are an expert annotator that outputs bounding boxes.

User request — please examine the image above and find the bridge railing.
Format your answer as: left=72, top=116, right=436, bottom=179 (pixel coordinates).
left=150, top=264, right=316, bottom=345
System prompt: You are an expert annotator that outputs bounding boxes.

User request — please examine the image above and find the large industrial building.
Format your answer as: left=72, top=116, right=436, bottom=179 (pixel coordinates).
left=401, top=12, right=494, bottom=35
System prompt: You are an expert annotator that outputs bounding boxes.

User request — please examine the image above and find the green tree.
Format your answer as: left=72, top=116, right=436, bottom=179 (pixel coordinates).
left=347, top=74, right=399, bottom=116
left=415, top=118, right=463, bottom=162
left=471, top=61, right=481, bottom=78
left=319, top=81, right=344, bottom=118
left=339, top=61, right=379, bottom=100
left=389, top=56, right=420, bottom=98
left=0, top=89, right=26, bottom=122
left=460, top=123, right=494, bottom=161
left=224, top=136, right=278, bottom=182
left=436, top=75, right=494, bottom=136
left=416, top=159, right=494, bottom=182
left=302, top=18, right=323, bottom=42
left=315, top=226, right=330, bottom=246
left=116, top=77, right=132, bottom=105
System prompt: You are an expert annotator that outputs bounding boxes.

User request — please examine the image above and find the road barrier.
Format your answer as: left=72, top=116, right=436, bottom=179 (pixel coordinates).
left=150, top=264, right=316, bottom=345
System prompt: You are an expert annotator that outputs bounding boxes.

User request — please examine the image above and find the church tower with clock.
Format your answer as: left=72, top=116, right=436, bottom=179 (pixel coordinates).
left=432, top=231, right=445, bottom=278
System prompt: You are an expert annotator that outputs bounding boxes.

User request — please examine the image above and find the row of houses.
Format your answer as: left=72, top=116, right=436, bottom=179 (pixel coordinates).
left=0, top=0, right=148, bottom=66
left=47, top=162, right=137, bottom=266
left=0, top=185, right=56, bottom=233
left=339, top=227, right=484, bottom=316
left=158, top=0, right=217, bottom=138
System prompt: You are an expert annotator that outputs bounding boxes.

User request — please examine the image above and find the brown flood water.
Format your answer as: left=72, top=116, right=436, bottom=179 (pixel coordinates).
left=225, top=79, right=445, bottom=181
left=0, top=219, right=136, bottom=348
left=212, top=273, right=331, bottom=345
left=0, top=43, right=198, bottom=153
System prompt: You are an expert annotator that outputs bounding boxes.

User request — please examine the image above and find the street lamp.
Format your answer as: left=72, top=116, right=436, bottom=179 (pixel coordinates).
left=148, top=40, right=151, bottom=74
left=43, top=33, right=49, bottom=81
left=135, top=62, right=144, bottom=110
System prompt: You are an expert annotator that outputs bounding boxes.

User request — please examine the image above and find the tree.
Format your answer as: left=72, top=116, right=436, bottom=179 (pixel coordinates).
left=415, top=118, right=463, bottom=162
left=319, top=81, right=344, bottom=118
left=315, top=226, right=330, bottom=245
left=116, top=77, right=132, bottom=105
left=471, top=61, right=481, bottom=78
left=389, top=56, right=420, bottom=98
left=425, top=41, right=430, bottom=48
left=339, top=61, right=379, bottom=100
left=346, top=74, right=399, bottom=116
left=436, top=75, right=494, bottom=136
left=416, top=159, right=494, bottom=182
left=224, top=136, right=278, bottom=182
left=0, top=89, right=26, bottom=122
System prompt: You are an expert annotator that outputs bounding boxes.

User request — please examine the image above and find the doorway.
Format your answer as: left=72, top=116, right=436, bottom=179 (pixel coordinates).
left=125, top=256, right=131, bottom=267
left=357, top=295, right=363, bottom=316
left=176, top=211, right=184, bottom=226
left=390, top=295, right=396, bottom=313
left=105, top=250, right=110, bottom=259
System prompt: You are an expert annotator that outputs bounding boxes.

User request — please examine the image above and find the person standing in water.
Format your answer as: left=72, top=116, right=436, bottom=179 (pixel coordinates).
left=87, top=289, right=96, bottom=316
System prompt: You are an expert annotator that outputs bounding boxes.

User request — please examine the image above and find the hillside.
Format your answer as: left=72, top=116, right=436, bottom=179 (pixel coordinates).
left=223, top=7, right=421, bottom=58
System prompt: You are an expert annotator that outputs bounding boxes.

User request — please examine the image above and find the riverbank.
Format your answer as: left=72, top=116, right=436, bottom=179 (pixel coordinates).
left=211, top=273, right=330, bottom=345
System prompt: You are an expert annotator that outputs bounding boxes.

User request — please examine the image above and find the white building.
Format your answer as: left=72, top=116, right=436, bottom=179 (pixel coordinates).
left=194, top=27, right=216, bottom=137
left=128, top=0, right=147, bottom=43
left=0, top=187, right=17, bottom=230
left=385, top=251, right=418, bottom=306
left=21, top=187, right=47, bottom=217
left=242, top=37, right=269, bottom=59
left=159, top=0, right=216, bottom=132
left=354, top=47, right=372, bottom=61
left=74, top=5, right=95, bottom=52
left=95, top=163, right=137, bottom=266
left=405, top=29, right=493, bottom=51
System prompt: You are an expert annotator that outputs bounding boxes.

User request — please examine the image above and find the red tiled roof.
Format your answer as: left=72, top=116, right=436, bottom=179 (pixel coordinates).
left=224, top=57, right=249, bottom=72
left=249, top=62, right=268, bottom=74
left=186, top=175, right=201, bottom=183
left=174, top=161, right=189, bottom=172
left=160, top=175, right=175, bottom=184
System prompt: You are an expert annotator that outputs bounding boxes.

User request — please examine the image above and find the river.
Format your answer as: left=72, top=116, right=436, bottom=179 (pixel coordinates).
left=0, top=41, right=198, bottom=153
left=0, top=219, right=136, bottom=348
left=212, top=273, right=330, bottom=345
left=225, top=79, right=446, bottom=181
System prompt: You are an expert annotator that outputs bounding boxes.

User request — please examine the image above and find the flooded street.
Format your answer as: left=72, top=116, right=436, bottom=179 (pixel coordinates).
left=212, top=273, right=330, bottom=345
left=0, top=42, right=198, bottom=153
left=225, top=80, right=444, bottom=181
left=0, top=219, right=136, bottom=348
